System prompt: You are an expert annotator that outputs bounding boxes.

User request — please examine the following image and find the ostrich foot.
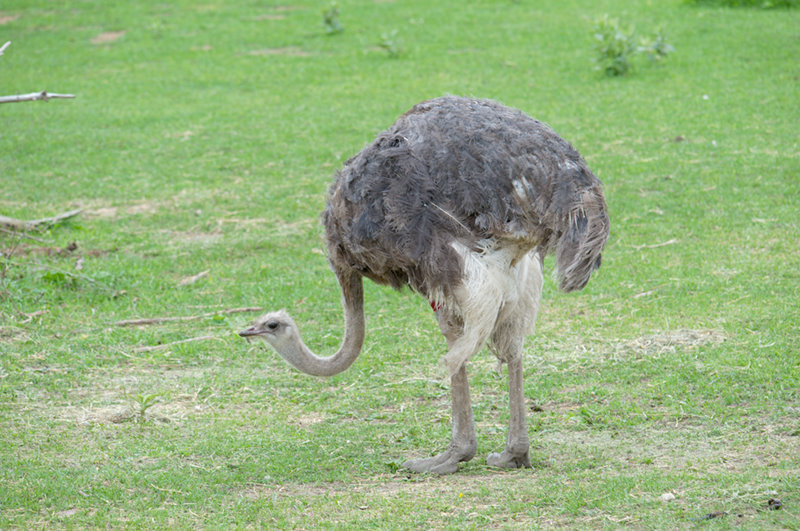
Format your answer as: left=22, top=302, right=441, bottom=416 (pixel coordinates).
left=486, top=449, right=532, bottom=469
left=403, top=450, right=472, bottom=474
left=403, top=445, right=476, bottom=475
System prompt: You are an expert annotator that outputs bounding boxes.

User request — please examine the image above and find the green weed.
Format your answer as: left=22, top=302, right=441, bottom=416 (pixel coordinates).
left=593, top=15, right=638, bottom=76
left=322, top=2, right=344, bottom=35
left=593, top=15, right=674, bottom=76
left=379, top=30, right=404, bottom=58
left=126, top=391, right=162, bottom=426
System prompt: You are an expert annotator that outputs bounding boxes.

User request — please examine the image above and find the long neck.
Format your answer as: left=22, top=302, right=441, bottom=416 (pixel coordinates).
left=281, top=271, right=365, bottom=377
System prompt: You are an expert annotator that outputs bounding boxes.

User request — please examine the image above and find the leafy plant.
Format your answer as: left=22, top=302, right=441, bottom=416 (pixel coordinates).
left=593, top=15, right=638, bottom=76
left=378, top=30, right=403, bottom=58
left=640, top=28, right=675, bottom=63
left=127, top=391, right=162, bottom=426
left=593, top=15, right=674, bottom=76
left=322, top=2, right=343, bottom=35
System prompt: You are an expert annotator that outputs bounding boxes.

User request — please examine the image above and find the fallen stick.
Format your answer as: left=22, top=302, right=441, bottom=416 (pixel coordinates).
left=0, top=209, right=82, bottom=231
left=113, top=307, right=264, bottom=327
left=133, top=335, right=219, bottom=353
left=0, top=91, right=76, bottom=104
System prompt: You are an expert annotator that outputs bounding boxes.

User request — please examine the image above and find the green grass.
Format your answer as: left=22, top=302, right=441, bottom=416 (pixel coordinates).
left=1, top=0, right=799, bottom=528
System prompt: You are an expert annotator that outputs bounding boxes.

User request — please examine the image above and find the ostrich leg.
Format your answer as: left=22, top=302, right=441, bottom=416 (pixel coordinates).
left=486, top=254, right=541, bottom=469
left=486, top=350, right=532, bottom=469
left=403, top=310, right=478, bottom=474
left=402, top=364, right=477, bottom=474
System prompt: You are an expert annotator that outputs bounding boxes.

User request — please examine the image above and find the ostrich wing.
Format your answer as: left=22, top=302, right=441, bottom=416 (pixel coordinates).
left=323, top=96, right=610, bottom=298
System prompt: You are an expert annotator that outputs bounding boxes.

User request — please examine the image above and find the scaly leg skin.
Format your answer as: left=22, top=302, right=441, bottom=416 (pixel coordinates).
left=403, top=364, right=477, bottom=474
left=486, top=354, right=532, bottom=469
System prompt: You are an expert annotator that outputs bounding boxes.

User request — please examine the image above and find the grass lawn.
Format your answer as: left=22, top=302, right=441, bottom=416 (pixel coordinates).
left=2, top=0, right=799, bottom=528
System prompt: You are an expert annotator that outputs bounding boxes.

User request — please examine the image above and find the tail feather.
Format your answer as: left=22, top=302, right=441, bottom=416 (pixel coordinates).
left=555, top=187, right=609, bottom=292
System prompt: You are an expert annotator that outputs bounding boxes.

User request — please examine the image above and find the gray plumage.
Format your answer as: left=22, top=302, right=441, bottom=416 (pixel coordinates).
left=323, top=96, right=609, bottom=301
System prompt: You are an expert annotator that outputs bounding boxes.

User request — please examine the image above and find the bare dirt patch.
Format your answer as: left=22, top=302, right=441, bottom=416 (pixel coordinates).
left=163, top=229, right=223, bottom=247
left=53, top=367, right=219, bottom=426
left=0, top=13, right=20, bottom=25
left=530, top=328, right=727, bottom=367
left=57, top=399, right=213, bottom=425
left=91, top=30, right=126, bottom=45
left=249, top=47, right=311, bottom=57
left=618, top=329, right=725, bottom=357
left=86, top=200, right=162, bottom=219
left=289, top=411, right=328, bottom=428
left=57, top=404, right=133, bottom=425
left=168, top=130, right=196, bottom=141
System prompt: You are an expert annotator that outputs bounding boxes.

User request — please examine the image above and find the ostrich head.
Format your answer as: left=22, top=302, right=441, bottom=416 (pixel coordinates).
left=239, top=310, right=318, bottom=374
left=239, top=310, right=298, bottom=349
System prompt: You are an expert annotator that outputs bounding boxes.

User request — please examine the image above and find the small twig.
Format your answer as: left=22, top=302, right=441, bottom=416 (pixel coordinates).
left=633, top=238, right=678, bottom=251
left=0, top=226, right=51, bottom=243
left=112, top=307, right=263, bottom=327
left=0, top=209, right=82, bottom=231
left=178, top=269, right=210, bottom=286
left=19, top=310, right=48, bottom=324
left=133, top=335, right=220, bottom=353
left=0, top=41, right=10, bottom=56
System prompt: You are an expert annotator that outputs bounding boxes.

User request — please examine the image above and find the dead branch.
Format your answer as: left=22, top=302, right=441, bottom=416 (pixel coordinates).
left=0, top=209, right=82, bottom=231
left=0, top=91, right=76, bottom=104
left=133, top=335, right=220, bottom=353
left=113, top=307, right=264, bottom=327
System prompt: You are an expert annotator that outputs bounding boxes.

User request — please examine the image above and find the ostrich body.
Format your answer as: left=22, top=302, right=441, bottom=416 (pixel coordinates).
left=240, top=96, right=609, bottom=474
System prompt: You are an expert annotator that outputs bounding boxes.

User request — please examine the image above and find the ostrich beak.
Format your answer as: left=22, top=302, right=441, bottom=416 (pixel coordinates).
left=238, top=326, right=260, bottom=337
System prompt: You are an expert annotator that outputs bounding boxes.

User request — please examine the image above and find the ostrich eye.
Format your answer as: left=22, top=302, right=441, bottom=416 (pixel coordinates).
left=266, top=321, right=279, bottom=330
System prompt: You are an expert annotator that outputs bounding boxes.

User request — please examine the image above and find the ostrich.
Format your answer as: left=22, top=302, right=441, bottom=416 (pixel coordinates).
left=240, top=96, right=609, bottom=474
